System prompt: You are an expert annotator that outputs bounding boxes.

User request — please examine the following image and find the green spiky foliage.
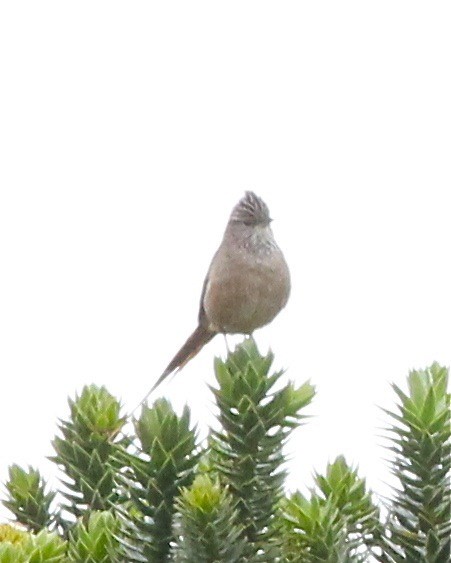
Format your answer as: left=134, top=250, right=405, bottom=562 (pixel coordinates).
left=280, top=457, right=381, bottom=562
left=314, top=456, right=381, bottom=555
left=67, top=510, right=120, bottom=562
left=280, top=492, right=349, bottom=562
left=117, top=398, right=201, bottom=562
left=378, top=363, right=450, bottom=562
left=210, top=337, right=315, bottom=559
left=2, top=465, right=56, bottom=533
left=0, top=524, right=66, bottom=563
left=172, top=474, right=246, bottom=562
left=2, top=351, right=449, bottom=562
left=51, top=385, right=127, bottom=524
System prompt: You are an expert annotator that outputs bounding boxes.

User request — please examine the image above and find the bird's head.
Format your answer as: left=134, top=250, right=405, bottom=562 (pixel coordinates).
left=229, top=191, right=272, bottom=227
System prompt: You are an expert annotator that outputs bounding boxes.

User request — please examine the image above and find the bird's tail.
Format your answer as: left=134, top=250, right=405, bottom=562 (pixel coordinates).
left=133, top=325, right=215, bottom=413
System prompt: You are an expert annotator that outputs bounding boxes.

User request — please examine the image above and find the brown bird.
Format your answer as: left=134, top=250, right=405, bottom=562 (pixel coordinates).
left=142, top=191, right=290, bottom=403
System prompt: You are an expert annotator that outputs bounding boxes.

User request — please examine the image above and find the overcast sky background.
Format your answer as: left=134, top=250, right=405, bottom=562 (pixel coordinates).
left=1, top=2, right=450, bottom=520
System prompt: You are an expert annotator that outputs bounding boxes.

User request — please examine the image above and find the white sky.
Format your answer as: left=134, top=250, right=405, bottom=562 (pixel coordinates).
left=1, top=2, right=450, bottom=519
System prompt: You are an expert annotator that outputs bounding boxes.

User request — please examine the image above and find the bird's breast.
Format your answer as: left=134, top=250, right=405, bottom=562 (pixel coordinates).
left=203, top=246, right=290, bottom=334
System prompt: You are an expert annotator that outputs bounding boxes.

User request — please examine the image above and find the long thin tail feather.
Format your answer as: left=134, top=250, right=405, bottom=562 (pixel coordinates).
left=132, top=325, right=215, bottom=413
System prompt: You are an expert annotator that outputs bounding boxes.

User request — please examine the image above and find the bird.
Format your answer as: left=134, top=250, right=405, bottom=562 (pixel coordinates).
left=140, top=191, right=290, bottom=405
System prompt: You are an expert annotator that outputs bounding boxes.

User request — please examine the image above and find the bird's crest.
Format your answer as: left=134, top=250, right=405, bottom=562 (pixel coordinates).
left=229, top=191, right=271, bottom=226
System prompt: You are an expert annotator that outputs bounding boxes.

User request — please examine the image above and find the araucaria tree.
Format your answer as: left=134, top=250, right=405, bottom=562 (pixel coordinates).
left=1, top=339, right=450, bottom=562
